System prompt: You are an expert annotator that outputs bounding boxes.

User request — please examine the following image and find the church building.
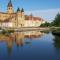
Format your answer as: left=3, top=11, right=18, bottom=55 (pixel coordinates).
left=0, top=0, right=45, bottom=28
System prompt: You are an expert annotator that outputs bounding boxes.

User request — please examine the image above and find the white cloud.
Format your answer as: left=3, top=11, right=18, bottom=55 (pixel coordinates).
left=25, top=8, right=60, bottom=22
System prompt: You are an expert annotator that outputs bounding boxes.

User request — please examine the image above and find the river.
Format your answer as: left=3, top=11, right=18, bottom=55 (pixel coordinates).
left=0, top=31, right=60, bottom=60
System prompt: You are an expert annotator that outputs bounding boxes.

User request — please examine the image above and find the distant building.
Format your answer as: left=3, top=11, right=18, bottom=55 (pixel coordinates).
left=0, top=0, right=45, bottom=28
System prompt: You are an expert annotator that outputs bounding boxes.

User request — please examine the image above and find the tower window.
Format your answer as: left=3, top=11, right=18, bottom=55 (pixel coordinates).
left=9, top=8, right=10, bottom=9
left=21, top=24, right=23, bottom=27
left=8, top=7, right=12, bottom=10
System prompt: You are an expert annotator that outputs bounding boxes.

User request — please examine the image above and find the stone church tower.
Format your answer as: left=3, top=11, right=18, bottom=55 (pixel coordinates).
left=16, top=8, right=25, bottom=27
left=7, top=0, right=14, bottom=13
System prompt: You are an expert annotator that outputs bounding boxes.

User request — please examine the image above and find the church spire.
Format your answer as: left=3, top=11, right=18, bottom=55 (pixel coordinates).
left=21, top=8, right=24, bottom=12
left=8, top=0, right=12, bottom=7
left=7, top=0, right=14, bottom=13
left=17, top=8, right=20, bottom=12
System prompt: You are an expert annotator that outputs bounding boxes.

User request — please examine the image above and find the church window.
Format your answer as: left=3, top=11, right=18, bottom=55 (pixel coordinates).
left=21, top=24, right=22, bottom=27
left=9, top=8, right=10, bottom=9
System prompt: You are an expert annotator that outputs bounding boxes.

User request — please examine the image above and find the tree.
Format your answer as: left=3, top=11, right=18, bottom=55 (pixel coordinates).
left=40, top=22, right=50, bottom=27
left=52, top=13, right=60, bottom=27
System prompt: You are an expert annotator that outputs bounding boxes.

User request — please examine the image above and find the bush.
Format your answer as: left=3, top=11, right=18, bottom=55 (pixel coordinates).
left=2, top=30, right=14, bottom=34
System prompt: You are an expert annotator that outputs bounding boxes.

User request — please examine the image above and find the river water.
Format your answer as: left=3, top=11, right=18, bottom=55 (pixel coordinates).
left=0, top=31, right=60, bottom=60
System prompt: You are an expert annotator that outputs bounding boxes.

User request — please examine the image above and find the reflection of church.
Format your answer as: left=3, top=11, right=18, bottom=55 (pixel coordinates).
left=0, top=31, right=44, bottom=46
left=0, top=0, right=45, bottom=28
left=0, top=31, right=45, bottom=54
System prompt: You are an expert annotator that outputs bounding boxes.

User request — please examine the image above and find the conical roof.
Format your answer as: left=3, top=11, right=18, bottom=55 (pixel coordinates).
left=21, top=8, right=24, bottom=12
left=17, top=8, right=20, bottom=12
left=8, top=0, right=12, bottom=7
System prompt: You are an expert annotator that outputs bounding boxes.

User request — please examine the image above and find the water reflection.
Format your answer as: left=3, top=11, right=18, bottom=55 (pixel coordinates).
left=7, top=39, right=13, bottom=55
left=0, top=31, right=45, bottom=55
left=0, top=31, right=60, bottom=60
left=14, top=32, right=24, bottom=46
left=53, top=35, right=60, bottom=53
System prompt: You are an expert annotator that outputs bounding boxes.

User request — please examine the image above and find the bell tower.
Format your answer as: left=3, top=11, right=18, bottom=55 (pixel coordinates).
left=7, top=0, right=14, bottom=13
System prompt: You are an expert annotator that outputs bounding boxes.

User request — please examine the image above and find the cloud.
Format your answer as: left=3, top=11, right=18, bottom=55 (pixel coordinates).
left=25, top=8, right=60, bottom=22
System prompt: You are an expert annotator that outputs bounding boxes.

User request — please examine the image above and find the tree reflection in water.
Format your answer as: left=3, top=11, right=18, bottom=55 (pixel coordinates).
left=53, top=35, right=60, bottom=53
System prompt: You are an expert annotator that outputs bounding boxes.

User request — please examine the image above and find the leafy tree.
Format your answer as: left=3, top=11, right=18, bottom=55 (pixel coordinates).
left=52, top=13, right=60, bottom=27
left=40, top=22, right=50, bottom=27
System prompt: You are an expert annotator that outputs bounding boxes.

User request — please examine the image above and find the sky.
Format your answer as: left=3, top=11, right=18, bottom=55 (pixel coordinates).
left=0, top=0, right=60, bottom=22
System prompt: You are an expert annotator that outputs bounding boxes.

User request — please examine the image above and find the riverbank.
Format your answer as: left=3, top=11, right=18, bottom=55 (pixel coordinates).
left=52, top=28, right=60, bottom=36
left=0, top=27, right=60, bottom=36
left=0, top=27, right=50, bottom=33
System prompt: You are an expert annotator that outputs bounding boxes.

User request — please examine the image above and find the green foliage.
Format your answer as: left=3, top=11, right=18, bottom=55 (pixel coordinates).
left=41, top=13, right=60, bottom=27
left=52, top=13, right=60, bottom=27
left=40, top=22, right=50, bottom=27
left=2, top=30, right=14, bottom=34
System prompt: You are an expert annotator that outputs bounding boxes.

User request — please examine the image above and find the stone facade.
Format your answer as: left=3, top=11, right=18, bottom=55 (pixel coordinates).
left=0, top=0, right=45, bottom=28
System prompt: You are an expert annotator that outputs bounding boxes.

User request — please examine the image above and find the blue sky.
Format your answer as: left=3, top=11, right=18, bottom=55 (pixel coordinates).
left=0, top=0, right=60, bottom=22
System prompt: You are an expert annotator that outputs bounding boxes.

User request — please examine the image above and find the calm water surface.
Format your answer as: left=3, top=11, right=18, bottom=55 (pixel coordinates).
left=0, top=31, right=60, bottom=60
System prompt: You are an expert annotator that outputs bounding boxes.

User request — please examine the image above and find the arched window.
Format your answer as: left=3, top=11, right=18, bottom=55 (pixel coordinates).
left=21, top=24, right=22, bottom=27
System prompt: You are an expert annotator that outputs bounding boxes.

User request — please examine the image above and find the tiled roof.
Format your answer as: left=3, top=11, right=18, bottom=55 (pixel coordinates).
left=0, top=20, right=10, bottom=22
left=25, top=15, right=29, bottom=20
left=0, top=15, right=16, bottom=22
left=25, top=15, right=44, bottom=21
left=0, top=12, right=16, bottom=14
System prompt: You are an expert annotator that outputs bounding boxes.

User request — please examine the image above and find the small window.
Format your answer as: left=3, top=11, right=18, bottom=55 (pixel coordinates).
left=21, top=24, right=22, bottom=27
left=9, top=8, right=10, bottom=9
